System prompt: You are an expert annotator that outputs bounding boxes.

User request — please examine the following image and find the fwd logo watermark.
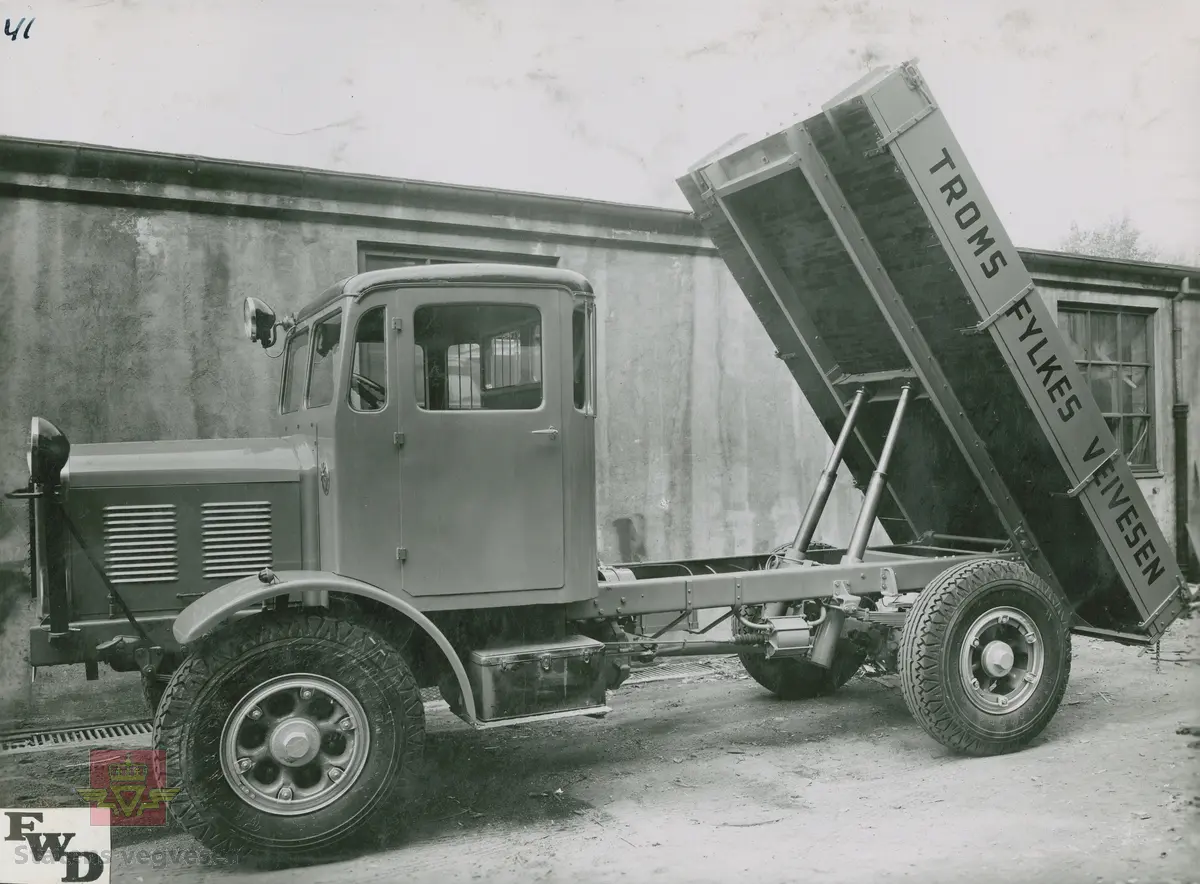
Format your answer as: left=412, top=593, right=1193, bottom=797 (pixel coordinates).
left=2, top=809, right=110, bottom=883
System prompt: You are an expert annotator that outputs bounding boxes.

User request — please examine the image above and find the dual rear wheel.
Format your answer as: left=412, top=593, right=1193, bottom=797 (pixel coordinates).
left=739, top=558, right=1072, bottom=756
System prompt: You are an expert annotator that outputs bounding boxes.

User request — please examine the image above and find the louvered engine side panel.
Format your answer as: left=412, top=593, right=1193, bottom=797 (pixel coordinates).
left=201, top=501, right=273, bottom=580
left=103, top=504, right=180, bottom=584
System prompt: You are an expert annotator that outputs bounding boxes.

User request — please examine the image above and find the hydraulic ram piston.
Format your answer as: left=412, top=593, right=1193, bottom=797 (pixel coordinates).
left=843, top=384, right=912, bottom=565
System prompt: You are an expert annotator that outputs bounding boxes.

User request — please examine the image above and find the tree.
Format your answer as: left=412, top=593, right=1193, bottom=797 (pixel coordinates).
left=1059, top=215, right=1160, bottom=262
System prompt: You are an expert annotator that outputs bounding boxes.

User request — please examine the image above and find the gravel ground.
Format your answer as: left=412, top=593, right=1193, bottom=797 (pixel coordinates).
left=1, top=606, right=1197, bottom=884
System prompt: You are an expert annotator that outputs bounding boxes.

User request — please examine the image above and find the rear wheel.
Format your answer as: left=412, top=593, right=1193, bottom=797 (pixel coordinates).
left=899, top=558, right=1071, bottom=756
left=153, top=609, right=425, bottom=864
left=739, top=637, right=866, bottom=700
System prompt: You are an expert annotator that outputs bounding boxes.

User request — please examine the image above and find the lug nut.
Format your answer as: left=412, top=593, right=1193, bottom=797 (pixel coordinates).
left=328, top=767, right=344, bottom=782
left=248, top=706, right=263, bottom=720
left=337, top=717, right=355, bottom=731
left=998, top=696, right=1009, bottom=707
left=999, top=615, right=1009, bottom=625
left=970, top=678, right=980, bottom=690
left=237, top=758, right=253, bottom=773
left=300, top=688, right=314, bottom=700
left=1024, top=672, right=1037, bottom=683
left=972, top=638, right=980, bottom=648
left=278, top=786, right=293, bottom=801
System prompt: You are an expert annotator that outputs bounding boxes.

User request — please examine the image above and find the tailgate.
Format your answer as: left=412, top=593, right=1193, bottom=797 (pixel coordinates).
left=679, top=61, right=1189, bottom=642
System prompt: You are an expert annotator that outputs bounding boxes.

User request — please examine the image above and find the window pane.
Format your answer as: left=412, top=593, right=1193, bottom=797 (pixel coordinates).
left=1118, top=366, right=1149, bottom=415
left=414, top=344, right=427, bottom=409
left=1088, top=364, right=1118, bottom=413
left=307, top=311, right=343, bottom=408
left=1090, top=312, right=1118, bottom=362
left=1060, top=311, right=1088, bottom=361
left=1123, top=416, right=1151, bottom=466
left=573, top=306, right=586, bottom=410
left=281, top=329, right=310, bottom=415
left=1119, top=312, right=1149, bottom=363
left=448, top=343, right=481, bottom=409
left=414, top=304, right=542, bottom=411
left=348, top=306, right=387, bottom=412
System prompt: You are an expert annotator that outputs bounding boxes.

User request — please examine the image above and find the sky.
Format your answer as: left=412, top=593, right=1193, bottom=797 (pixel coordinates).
left=2, top=0, right=1198, bottom=260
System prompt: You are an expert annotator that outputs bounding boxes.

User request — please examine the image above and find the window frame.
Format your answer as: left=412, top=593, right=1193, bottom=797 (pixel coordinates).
left=1057, top=302, right=1157, bottom=472
left=279, top=326, right=312, bottom=416
left=304, top=306, right=345, bottom=410
left=572, top=297, right=597, bottom=417
left=346, top=304, right=389, bottom=414
left=357, top=242, right=560, bottom=274
left=412, top=301, right=546, bottom=414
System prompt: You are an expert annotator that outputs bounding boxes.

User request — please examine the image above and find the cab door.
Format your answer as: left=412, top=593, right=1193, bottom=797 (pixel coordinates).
left=398, top=287, right=566, bottom=597
left=331, top=294, right=403, bottom=591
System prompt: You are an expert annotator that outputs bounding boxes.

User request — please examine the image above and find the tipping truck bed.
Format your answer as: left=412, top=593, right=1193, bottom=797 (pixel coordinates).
left=679, top=61, right=1191, bottom=644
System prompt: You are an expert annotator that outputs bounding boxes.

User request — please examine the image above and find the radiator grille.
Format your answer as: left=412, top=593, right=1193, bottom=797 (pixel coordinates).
left=202, top=501, right=273, bottom=580
left=103, top=504, right=179, bottom=584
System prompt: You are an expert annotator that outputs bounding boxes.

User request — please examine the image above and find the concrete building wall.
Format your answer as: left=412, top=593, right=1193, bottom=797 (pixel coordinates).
left=0, top=139, right=1195, bottom=586
left=0, top=142, right=869, bottom=570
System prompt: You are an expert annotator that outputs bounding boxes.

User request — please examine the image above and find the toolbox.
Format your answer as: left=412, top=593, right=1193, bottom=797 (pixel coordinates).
left=467, top=634, right=608, bottom=722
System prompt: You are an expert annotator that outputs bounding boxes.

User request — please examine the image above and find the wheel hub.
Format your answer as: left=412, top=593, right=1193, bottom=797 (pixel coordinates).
left=220, top=674, right=371, bottom=816
left=269, top=719, right=322, bottom=767
left=959, top=606, right=1045, bottom=715
left=980, top=640, right=1015, bottom=678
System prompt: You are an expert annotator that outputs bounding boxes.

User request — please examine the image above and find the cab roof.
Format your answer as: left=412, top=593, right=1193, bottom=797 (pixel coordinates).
left=295, top=263, right=595, bottom=324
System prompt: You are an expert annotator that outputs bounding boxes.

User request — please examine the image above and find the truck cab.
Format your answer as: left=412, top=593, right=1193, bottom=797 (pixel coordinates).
left=18, top=264, right=602, bottom=697
left=265, top=263, right=600, bottom=608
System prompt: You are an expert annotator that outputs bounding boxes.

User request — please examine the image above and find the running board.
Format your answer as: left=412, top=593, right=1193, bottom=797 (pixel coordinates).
left=470, top=705, right=613, bottom=731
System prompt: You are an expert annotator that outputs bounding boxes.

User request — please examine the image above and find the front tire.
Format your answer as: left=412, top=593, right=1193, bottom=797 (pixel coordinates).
left=899, top=558, right=1072, bottom=756
left=153, top=609, right=425, bottom=864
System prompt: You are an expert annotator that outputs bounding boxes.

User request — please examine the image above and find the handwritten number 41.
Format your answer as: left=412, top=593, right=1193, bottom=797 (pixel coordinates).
left=5, top=17, right=34, bottom=41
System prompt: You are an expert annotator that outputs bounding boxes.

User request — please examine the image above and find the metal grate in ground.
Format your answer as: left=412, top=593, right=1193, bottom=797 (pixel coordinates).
left=625, top=660, right=718, bottom=685
left=0, top=661, right=721, bottom=756
left=0, top=720, right=153, bottom=756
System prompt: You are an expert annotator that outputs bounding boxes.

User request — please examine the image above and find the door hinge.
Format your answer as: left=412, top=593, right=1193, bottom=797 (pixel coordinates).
left=396, top=547, right=407, bottom=562
left=391, top=318, right=403, bottom=332
left=393, top=432, right=405, bottom=448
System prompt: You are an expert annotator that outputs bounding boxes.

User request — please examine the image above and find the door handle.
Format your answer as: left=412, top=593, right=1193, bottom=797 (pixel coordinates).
left=531, top=426, right=559, bottom=440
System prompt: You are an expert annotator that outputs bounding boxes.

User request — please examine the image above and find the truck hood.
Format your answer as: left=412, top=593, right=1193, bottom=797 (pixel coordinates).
left=64, top=437, right=311, bottom=489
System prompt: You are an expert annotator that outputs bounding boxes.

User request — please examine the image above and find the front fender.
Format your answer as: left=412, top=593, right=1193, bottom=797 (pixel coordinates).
left=173, top=570, right=477, bottom=724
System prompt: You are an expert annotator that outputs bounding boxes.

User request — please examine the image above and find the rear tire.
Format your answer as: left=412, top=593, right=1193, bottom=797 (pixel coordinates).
left=739, top=638, right=866, bottom=700
left=153, top=609, right=425, bottom=864
left=899, top=558, right=1071, bottom=756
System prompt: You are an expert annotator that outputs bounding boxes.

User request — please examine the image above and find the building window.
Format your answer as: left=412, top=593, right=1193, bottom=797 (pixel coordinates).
left=306, top=309, right=344, bottom=409
left=414, top=304, right=543, bottom=411
left=1058, top=305, right=1155, bottom=470
left=357, top=242, right=560, bottom=274
left=348, top=306, right=387, bottom=412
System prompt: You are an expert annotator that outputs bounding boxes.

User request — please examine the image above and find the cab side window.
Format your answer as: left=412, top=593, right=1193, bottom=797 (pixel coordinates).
left=306, top=309, right=343, bottom=408
left=348, top=306, right=387, bottom=412
left=280, top=328, right=310, bottom=415
left=414, top=304, right=542, bottom=411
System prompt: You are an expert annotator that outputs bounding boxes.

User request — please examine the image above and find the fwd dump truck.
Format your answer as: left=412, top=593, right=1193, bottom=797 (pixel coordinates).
left=11, top=61, right=1195, bottom=862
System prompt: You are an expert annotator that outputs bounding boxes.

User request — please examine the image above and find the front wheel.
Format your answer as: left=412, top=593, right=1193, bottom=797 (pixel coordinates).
left=899, top=558, right=1072, bottom=757
left=153, top=609, right=426, bottom=864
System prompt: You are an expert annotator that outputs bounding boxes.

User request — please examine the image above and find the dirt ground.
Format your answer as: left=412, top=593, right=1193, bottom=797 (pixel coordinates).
left=2, top=612, right=1198, bottom=884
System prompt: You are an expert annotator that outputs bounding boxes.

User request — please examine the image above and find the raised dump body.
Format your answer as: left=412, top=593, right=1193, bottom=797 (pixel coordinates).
left=679, top=60, right=1191, bottom=644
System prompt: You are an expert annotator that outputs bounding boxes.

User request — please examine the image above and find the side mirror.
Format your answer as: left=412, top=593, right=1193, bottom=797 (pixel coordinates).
left=243, top=297, right=278, bottom=349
